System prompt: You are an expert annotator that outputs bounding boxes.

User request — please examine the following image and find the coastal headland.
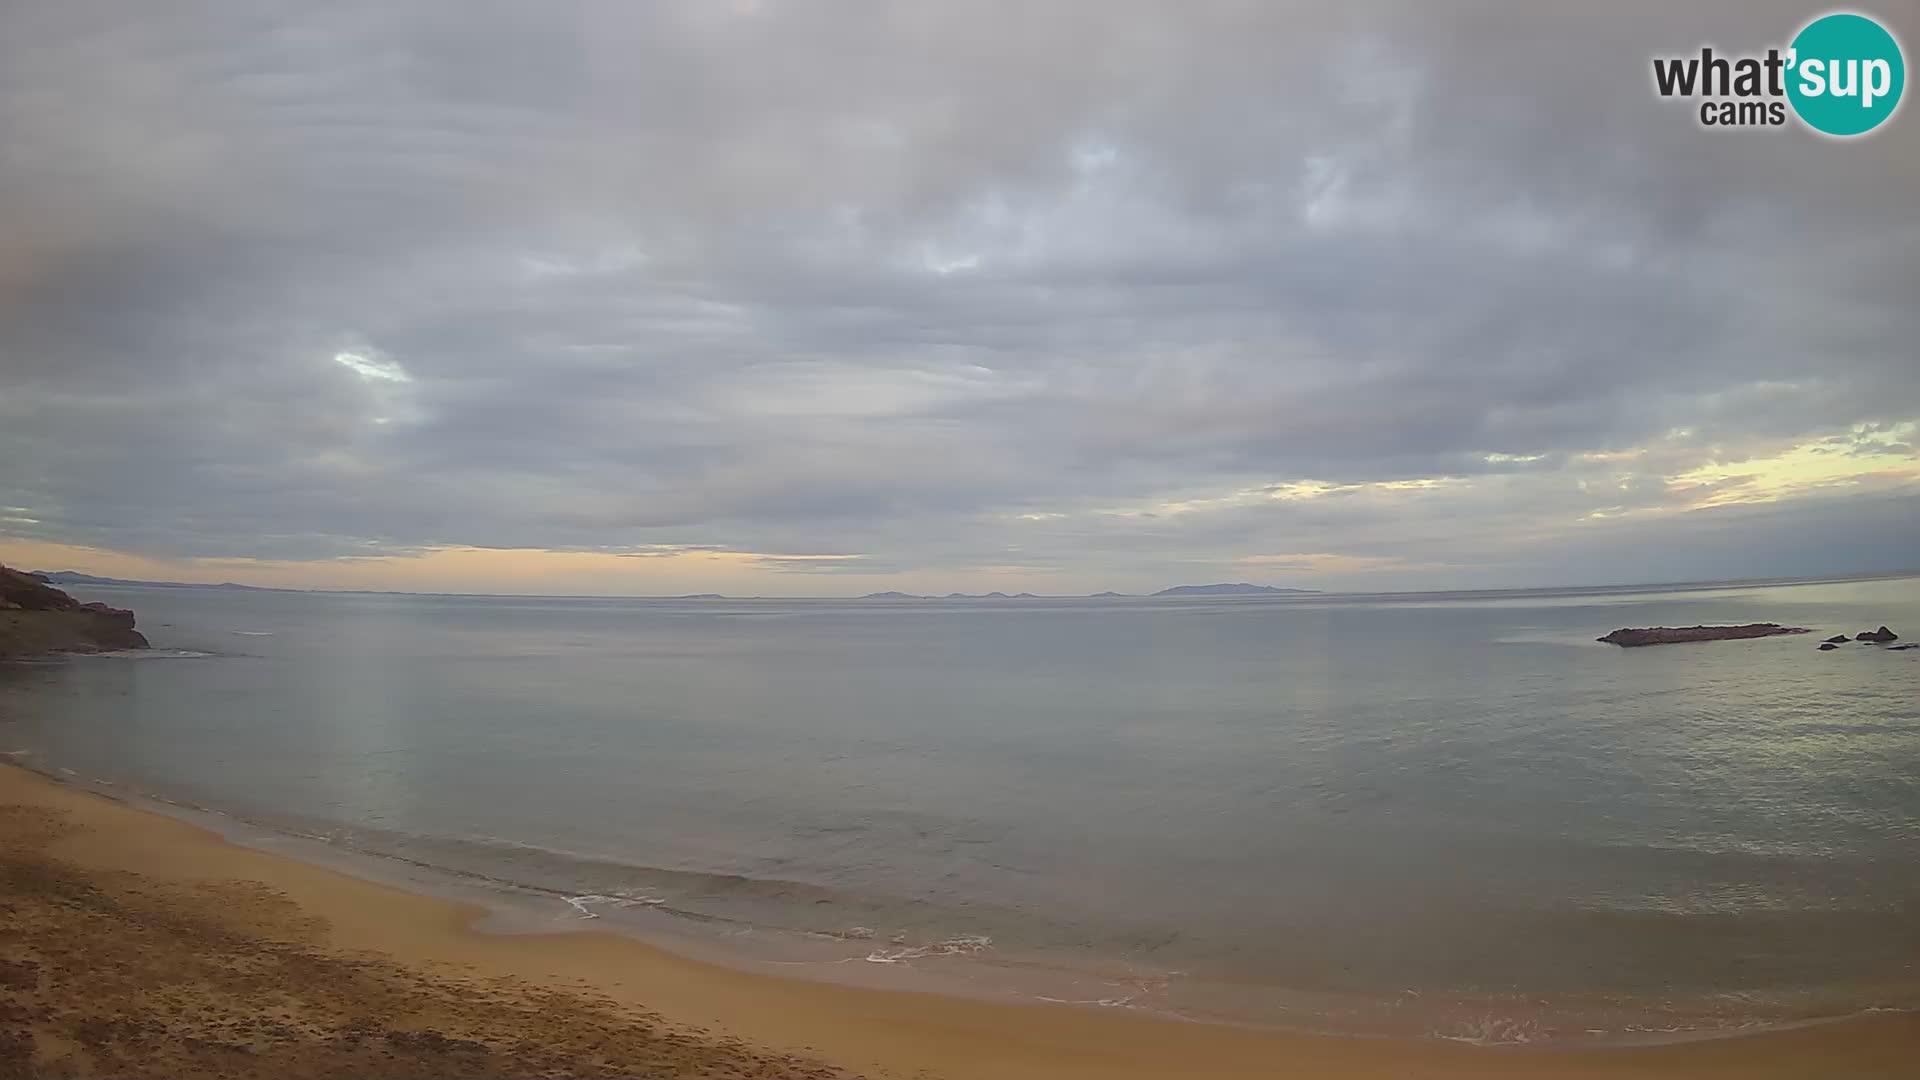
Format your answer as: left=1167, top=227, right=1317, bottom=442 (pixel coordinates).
left=0, top=565, right=149, bottom=657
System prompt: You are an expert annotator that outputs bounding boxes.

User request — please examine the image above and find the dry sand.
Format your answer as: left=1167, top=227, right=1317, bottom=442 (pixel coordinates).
left=3, top=762, right=1917, bottom=1080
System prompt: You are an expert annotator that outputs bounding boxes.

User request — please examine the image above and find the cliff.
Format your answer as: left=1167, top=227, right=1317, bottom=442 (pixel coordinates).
left=0, top=565, right=150, bottom=656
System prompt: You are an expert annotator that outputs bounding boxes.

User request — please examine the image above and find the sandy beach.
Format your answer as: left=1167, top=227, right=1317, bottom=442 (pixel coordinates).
left=0, top=762, right=1915, bottom=1079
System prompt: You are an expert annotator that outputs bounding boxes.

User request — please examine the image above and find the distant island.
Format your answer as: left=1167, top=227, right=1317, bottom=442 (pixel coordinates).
left=1150, top=583, right=1320, bottom=597
left=857, top=583, right=1320, bottom=600
left=858, top=591, right=1046, bottom=599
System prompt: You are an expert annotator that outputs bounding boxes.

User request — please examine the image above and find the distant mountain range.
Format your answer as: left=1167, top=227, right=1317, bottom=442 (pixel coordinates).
left=858, top=583, right=1319, bottom=599
left=32, top=571, right=284, bottom=592
left=33, top=570, right=1318, bottom=601
left=1150, top=583, right=1319, bottom=596
left=861, top=591, right=1047, bottom=599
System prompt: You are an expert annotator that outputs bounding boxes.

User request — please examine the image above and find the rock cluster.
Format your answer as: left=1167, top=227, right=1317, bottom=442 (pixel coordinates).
left=1818, top=626, right=1905, bottom=652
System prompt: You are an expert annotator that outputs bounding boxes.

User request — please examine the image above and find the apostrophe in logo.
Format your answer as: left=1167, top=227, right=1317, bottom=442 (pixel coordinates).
left=1651, top=10, right=1905, bottom=137
left=1787, top=12, right=1905, bottom=136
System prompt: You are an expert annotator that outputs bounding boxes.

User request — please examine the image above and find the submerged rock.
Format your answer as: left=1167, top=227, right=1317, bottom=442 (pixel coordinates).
left=1818, top=642, right=1840, bottom=651
left=1823, top=634, right=1850, bottom=644
left=1598, top=624, right=1809, bottom=647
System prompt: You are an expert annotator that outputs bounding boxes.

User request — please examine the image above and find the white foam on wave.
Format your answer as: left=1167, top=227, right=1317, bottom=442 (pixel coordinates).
left=863, top=934, right=992, bottom=964
left=90, top=648, right=215, bottom=659
left=1432, top=1014, right=1544, bottom=1046
left=1033, top=993, right=1144, bottom=1008
left=805, top=925, right=877, bottom=942
left=563, top=891, right=668, bottom=920
left=231, top=630, right=275, bottom=636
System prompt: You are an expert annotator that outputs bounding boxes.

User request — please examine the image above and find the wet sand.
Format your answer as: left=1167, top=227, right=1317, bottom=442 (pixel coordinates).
left=3, top=762, right=1918, bottom=1079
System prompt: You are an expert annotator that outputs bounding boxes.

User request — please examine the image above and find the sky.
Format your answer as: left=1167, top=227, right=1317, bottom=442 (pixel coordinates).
left=2, top=1, right=1917, bottom=597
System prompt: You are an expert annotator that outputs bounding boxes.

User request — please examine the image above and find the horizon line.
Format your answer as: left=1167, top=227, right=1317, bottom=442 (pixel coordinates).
left=25, top=567, right=1920, bottom=604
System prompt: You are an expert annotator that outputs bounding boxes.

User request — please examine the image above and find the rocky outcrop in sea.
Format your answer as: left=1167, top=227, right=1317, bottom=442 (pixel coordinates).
left=1597, top=624, right=1808, bottom=646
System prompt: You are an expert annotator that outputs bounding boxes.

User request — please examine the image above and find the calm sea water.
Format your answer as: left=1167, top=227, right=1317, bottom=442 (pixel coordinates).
left=4, top=577, right=1918, bottom=1041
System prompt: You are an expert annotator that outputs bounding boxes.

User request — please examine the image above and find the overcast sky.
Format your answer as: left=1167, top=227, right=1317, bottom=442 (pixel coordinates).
left=2, top=1, right=1916, bottom=596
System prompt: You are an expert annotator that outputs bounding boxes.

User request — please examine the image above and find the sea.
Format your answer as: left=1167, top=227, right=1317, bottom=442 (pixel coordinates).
left=3, top=574, right=1917, bottom=1044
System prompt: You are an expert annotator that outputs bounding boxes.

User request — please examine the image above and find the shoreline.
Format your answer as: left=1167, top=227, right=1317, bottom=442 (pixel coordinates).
left=22, top=755, right=1917, bottom=1052
left=6, top=761, right=1920, bottom=1078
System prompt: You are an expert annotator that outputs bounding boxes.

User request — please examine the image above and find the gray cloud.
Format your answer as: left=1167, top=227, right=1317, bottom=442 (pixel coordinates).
left=2, top=1, right=1917, bottom=591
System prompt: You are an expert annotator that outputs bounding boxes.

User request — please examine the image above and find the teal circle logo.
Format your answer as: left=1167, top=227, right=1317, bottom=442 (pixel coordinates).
left=1787, top=12, right=1905, bottom=136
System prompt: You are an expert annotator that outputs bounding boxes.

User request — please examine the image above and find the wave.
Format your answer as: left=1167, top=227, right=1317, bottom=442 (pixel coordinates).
left=1430, top=1013, right=1547, bottom=1046
left=17, top=759, right=1920, bottom=1047
left=224, top=822, right=1023, bottom=972
left=862, top=934, right=992, bottom=964
left=86, top=648, right=216, bottom=660
left=562, top=891, right=668, bottom=919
